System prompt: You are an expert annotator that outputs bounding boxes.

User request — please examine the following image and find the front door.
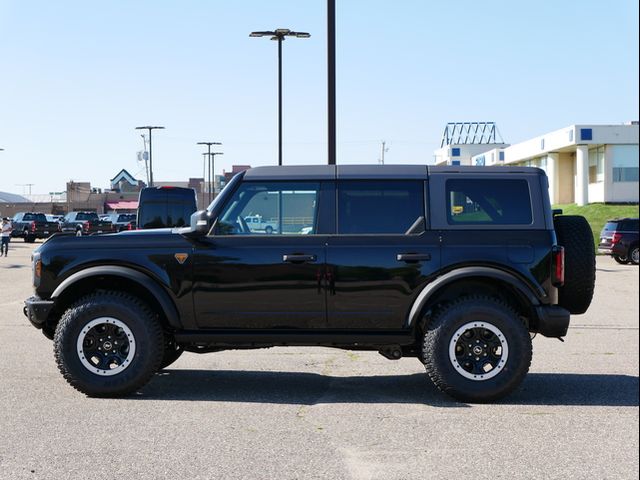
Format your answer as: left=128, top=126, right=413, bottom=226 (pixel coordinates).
left=192, top=180, right=327, bottom=329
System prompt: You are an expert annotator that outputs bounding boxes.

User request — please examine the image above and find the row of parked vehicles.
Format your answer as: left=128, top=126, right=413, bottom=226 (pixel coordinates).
left=9, top=186, right=198, bottom=242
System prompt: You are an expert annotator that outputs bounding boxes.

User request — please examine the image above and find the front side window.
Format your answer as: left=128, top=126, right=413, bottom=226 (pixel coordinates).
left=215, top=182, right=319, bottom=236
left=446, top=179, right=532, bottom=225
left=337, top=181, right=425, bottom=235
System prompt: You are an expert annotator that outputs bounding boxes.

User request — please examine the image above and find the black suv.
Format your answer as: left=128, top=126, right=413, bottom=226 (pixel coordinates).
left=598, top=218, right=639, bottom=265
left=24, top=166, right=595, bottom=402
left=137, top=186, right=197, bottom=229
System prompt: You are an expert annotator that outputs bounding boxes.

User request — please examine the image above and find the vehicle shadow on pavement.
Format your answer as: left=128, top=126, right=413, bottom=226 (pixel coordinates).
left=139, top=370, right=638, bottom=407
left=141, top=370, right=466, bottom=407
left=507, top=373, right=639, bottom=406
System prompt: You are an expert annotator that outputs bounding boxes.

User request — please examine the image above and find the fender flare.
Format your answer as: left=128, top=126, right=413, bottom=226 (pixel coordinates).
left=406, top=266, right=543, bottom=328
left=51, top=265, right=181, bottom=329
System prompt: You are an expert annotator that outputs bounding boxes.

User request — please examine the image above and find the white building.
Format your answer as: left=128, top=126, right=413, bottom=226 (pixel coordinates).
left=433, top=122, right=509, bottom=166
left=439, top=122, right=639, bottom=205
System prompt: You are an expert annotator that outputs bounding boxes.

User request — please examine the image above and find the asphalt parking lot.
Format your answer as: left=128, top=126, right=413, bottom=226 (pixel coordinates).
left=1, top=240, right=638, bottom=480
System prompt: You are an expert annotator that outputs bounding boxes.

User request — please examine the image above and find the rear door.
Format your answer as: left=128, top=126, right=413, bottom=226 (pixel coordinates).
left=326, top=179, right=441, bottom=330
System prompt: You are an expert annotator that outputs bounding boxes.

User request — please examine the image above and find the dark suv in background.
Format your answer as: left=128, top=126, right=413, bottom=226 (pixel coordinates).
left=25, top=165, right=595, bottom=403
left=598, top=218, right=639, bottom=265
left=137, top=186, right=197, bottom=229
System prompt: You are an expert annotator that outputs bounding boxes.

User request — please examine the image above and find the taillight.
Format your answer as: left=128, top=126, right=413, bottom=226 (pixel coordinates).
left=30, top=221, right=36, bottom=232
left=127, top=222, right=133, bottom=230
left=84, top=221, right=91, bottom=231
left=552, top=246, right=565, bottom=287
left=611, top=232, right=623, bottom=244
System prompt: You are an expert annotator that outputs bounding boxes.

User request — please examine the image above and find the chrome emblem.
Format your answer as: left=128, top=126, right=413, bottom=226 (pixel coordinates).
left=174, top=253, right=189, bottom=264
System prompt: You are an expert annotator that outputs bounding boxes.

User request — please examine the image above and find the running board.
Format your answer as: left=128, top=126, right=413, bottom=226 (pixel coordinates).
left=174, top=329, right=415, bottom=348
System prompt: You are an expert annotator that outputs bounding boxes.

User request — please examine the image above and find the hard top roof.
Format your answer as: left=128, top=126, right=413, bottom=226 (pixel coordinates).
left=243, top=164, right=545, bottom=180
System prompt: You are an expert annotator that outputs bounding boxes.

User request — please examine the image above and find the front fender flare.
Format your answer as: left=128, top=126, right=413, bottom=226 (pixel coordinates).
left=406, top=267, right=543, bottom=328
left=51, top=265, right=181, bottom=329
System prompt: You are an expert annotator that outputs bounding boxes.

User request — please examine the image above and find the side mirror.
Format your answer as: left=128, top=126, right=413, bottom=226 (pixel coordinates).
left=189, top=210, right=211, bottom=235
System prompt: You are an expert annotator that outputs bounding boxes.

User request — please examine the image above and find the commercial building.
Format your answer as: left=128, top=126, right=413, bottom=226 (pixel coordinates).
left=436, top=122, right=639, bottom=205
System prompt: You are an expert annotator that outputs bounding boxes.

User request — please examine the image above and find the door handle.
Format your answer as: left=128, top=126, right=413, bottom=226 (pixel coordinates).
left=396, top=253, right=431, bottom=263
left=283, top=254, right=317, bottom=263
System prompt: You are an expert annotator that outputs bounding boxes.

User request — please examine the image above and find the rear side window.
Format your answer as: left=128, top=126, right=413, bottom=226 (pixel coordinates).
left=337, top=181, right=425, bottom=234
left=602, top=222, right=619, bottom=232
left=446, top=179, right=532, bottom=225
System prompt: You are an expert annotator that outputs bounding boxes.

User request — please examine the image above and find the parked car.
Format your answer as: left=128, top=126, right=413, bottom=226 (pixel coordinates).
left=137, top=186, right=197, bottom=229
left=11, top=212, right=61, bottom=242
left=104, top=213, right=137, bottom=232
left=24, top=165, right=595, bottom=403
left=45, top=214, right=65, bottom=224
left=60, top=211, right=114, bottom=236
left=598, top=217, right=639, bottom=265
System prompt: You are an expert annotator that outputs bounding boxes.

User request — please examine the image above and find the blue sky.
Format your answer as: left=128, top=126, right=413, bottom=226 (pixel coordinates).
left=1, top=0, right=638, bottom=194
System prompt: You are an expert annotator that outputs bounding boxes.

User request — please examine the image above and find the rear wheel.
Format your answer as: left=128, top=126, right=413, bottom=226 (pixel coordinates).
left=613, top=254, right=629, bottom=264
left=422, top=296, right=532, bottom=403
left=54, top=292, right=164, bottom=397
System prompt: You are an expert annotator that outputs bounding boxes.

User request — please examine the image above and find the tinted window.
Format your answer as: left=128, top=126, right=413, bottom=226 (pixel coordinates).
left=337, top=181, right=425, bottom=234
left=446, top=179, right=532, bottom=225
left=216, top=182, right=319, bottom=235
left=22, top=213, right=46, bottom=221
left=117, top=214, right=136, bottom=222
left=138, top=188, right=197, bottom=229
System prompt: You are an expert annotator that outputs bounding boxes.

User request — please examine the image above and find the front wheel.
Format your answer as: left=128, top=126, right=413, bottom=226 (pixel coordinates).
left=422, top=296, right=532, bottom=403
left=54, top=292, right=164, bottom=397
left=630, top=246, right=639, bottom=265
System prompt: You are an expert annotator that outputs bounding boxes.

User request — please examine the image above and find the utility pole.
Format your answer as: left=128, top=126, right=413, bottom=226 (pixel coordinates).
left=139, top=134, right=150, bottom=185
left=379, top=141, right=389, bottom=164
left=210, top=152, right=224, bottom=199
left=135, top=126, right=164, bottom=187
left=197, top=142, right=222, bottom=204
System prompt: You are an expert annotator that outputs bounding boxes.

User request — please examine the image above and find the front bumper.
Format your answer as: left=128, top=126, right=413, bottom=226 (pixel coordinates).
left=533, top=305, right=570, bottom=338
left=23, top=296, right=55, bottom=329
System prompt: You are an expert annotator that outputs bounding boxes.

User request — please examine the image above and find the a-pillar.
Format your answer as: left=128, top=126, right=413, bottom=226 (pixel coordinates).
left=575, top=145, right=589, bottom=206
left=546, top=153, right=559, bottom=205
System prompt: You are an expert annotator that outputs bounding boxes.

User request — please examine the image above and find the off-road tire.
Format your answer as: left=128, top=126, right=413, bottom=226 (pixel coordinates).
left=422, top=296, right=532, bottom=403
left=54, top=291, right=164, bottom=397
left=553, top=215, right=595, bottom=314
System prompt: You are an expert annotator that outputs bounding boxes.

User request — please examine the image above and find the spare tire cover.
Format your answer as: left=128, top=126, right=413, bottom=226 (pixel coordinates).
left=554, top=215, right=595, bottom=314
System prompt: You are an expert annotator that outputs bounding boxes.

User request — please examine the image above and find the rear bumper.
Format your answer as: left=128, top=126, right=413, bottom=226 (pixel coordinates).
left=533, top=305, right=570, bottom=338
left=23, top=296, right=55, bottom=329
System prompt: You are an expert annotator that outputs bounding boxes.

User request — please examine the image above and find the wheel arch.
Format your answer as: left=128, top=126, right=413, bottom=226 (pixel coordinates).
left=406, top=267, right=541, bottom=330
left=51, top=266, right=182, bottom=330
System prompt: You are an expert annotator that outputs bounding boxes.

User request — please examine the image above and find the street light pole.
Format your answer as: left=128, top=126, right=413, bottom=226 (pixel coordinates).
left=327, top=0, right=336, bottom=165
left=250, top=28, right=310, bottom=166
left=135, top=126, right=164, bottom=187
left=197, top=141, right=222, bottom=204
left=210, top=152, right=224, bottom=199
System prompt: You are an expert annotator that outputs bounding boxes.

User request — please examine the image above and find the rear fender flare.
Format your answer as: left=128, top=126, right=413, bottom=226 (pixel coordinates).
left=406, top=267, right=542, bottom=328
